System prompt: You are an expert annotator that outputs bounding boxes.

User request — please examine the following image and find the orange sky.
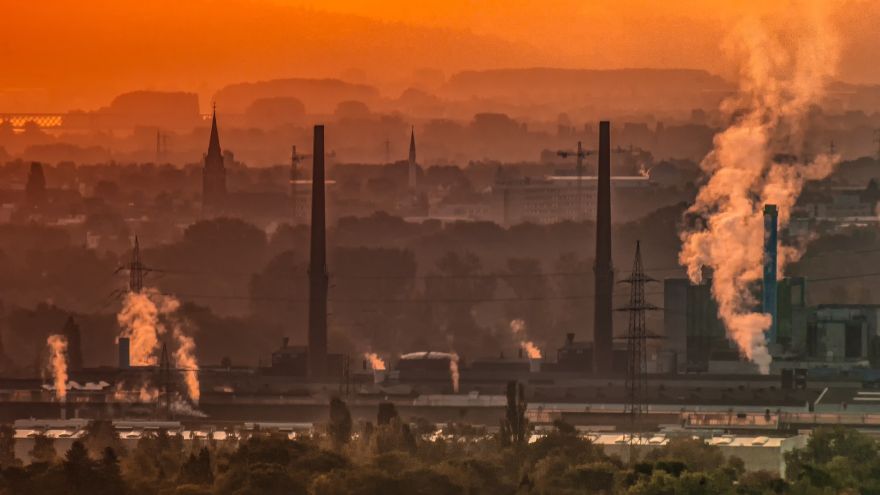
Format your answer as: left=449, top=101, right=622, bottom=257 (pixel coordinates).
left=2, top=0, right=877, bottom=112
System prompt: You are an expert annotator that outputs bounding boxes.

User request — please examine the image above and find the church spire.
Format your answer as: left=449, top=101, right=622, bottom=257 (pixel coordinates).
left=408, top=126, right=417, bottom=189
left=207, top=104, right=221, bottom=161
left=202, top=103, right=227, bottom=212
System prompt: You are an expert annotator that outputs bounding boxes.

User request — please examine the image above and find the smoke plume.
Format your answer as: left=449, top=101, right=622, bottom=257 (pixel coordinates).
left=364, top=352, right=386, bottom=371
left=46, top=335, right=68, bottom=401
left=117, top=288, right=200, bottom=402
left=678, top=6, right=839, bottom=373
left=173, top=330, right=200, bottom=403
left=510, top=319, right=542, bottom=359
left=449, top=353, right=460, bottom=393
left=117, top=290, right=163, bottom=366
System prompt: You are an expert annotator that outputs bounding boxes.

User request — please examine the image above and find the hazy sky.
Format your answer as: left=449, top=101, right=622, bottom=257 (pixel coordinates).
left=2, top=0, right=877, bottom=112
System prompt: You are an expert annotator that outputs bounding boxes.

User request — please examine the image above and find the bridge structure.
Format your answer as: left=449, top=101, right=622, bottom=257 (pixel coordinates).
left=0, top=113, right=65, bottom=130
left=0, top=112, right=212, bottom=131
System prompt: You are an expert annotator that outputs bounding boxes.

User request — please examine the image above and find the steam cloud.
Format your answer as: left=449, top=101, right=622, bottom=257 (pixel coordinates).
left=678, top=6, right=840, bottom=373
left=509, top=319, right=542, bottom=359
left=364, top=352, right=386, bottom=371
left=449, top=353, right=460, bottom=393
left=117, top=288, right=201, bottom=402
left=46, top=335, right=68, bottom=401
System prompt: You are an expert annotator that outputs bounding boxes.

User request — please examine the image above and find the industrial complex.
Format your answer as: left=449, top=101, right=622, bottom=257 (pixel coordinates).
left=1, top=117, right=877, bottom=481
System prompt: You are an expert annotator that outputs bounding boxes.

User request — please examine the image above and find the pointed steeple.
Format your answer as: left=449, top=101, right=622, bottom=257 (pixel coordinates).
left=408, top=126, right=417, bottom=189
left=409, top=126, right=416, bottom=163
left=206, top=104, right=222, bottom=161
left=202, top=104, right=227, bottom=211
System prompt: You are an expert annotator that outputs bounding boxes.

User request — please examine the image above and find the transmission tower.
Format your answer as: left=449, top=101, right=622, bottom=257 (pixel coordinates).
left=128, top=236, right=145, bottom=293
left=617, top=241, right=658, bottom=449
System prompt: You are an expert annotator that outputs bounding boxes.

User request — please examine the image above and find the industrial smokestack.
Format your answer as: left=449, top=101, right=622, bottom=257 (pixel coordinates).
left=118, top=337, right=130, bottom=369
left=593, top=121, right=614, bottom=375
left=763, top=204, right=778, bottom=344
left=308, top=125, right=329, bottom=378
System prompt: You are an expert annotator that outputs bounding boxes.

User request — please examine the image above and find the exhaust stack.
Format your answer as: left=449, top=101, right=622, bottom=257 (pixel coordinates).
left=308, top=125, right=329, bottom=378
left=593, top=121, right=614, bottom=375
left=763, top=204, right=778, bottom=344
left=118, top=337, right=130, bottom=369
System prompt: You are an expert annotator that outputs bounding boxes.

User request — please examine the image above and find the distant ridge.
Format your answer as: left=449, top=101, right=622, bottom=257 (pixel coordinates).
left=445, top=68, right=732, bottom=95
left=213, top=78, right=382, bottom=115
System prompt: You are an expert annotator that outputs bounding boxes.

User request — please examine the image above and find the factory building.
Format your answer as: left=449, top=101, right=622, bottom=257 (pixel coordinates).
left=491, top=175, right=651, bottom=226
left=663, top=276, right=880, bottom=372
left=807, top=305, right=880, bottom=363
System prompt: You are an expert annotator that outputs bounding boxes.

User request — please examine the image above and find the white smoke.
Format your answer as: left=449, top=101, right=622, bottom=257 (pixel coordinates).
left=449, top=353, right=460, bottom=393
left=509, top=319, right=542, bottom=359
left=46, top=335, right=68, bottom=401
left=117, top=288, right=200, bottom=402
left=364, top=352, right=386, bottom=371
left=679, top=6, right=840, bottom=373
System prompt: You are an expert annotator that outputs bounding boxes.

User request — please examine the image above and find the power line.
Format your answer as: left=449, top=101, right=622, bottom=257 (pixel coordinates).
left=165, top=288, right=666, bottom=305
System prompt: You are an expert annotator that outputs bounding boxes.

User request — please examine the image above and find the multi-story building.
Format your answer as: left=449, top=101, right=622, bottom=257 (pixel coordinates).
left=491, top=175, right=653, bottom=226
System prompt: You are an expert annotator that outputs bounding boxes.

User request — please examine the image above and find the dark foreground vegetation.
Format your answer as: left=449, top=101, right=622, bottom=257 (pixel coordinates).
left=0, top=399, right=876, bottom=495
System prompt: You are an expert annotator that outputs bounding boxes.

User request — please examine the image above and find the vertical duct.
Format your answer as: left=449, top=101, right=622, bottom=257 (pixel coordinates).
left=308, top=125, right=329, bottom=378
left=763, top=204, right=778, bottom=344
left=118, top=337, right=130, bottom=369
left=593, top=121, right=614, bottom=375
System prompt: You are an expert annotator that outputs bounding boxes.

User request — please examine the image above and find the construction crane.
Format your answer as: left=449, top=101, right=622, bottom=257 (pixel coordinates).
left=556, top=142, right=639, bottom=181
left=556, top=141, right=594, bottom=182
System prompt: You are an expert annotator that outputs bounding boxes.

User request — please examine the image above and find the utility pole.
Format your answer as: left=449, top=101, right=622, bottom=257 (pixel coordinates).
left=617, top=241, right=658, bottom=456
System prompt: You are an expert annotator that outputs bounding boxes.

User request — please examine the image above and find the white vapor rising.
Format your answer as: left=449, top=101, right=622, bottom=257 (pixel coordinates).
left=509, top=319, right=542, bottom=359
left=449, top=353, right=460, bottom=393
left=364, top=352, right=386, bottom=371
left=46, top=335, right=68, bottom=401
left=117, top=290, right=162, bottom=366
left=116, top=288, right=201, bottom=402
left=173, top=328, right=200, bottom=403
left=678, top=4, right=839, bottom=373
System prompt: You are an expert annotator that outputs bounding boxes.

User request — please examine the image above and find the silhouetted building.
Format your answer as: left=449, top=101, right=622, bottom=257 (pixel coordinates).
left=202, top=109, right=227, bottom=212
left=268, top=338, right=308, bottom=376
left=664, top=277, right=739, bottom=373
left=61, top=317, right=83, bottom=372
left=556, top=333, right=592, bottom=372
left=25, top=162, right=46, bottom=206
left=492, top=175, right=651, bottom=226
left=593, top=121, right=614, bottom=375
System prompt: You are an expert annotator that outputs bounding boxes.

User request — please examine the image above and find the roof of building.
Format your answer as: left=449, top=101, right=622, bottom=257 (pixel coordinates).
left=400, top=351, right=457, bottom=361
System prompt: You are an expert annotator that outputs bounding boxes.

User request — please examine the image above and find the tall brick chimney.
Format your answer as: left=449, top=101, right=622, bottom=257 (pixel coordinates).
left=593, top=121, right=614, bottom=375
left=308, top=125, right=328, bottom=378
